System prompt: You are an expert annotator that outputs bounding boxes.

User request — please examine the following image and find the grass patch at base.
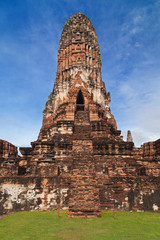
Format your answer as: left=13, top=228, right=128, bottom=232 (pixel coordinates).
left=0, top=211, right=160, bottom=240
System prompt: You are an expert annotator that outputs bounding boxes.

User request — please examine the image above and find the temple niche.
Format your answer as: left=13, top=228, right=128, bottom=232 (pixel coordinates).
left=0, top=13, right=160, bottom=217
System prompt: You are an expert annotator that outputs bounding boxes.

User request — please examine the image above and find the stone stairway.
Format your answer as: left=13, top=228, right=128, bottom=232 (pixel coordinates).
left=68, top=110, right=101, bottom=217
left=73, top=111, right=90, bottom=139
left=74, top=110, right=89, bottom=124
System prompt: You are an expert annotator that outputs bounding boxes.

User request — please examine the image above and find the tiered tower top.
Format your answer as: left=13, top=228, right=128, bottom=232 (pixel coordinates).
left=59, top=13, right=99, bottom=52
left=55, top=13, right=102, bottom=85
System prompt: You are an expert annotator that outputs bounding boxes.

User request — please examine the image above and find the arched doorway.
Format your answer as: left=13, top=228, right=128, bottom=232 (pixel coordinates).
left=76, top=90, right=84, bottom=111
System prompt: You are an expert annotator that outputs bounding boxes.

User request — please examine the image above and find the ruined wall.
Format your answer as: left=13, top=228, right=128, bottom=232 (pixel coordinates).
left=0, top=177, right=69, bottom=214
left=1, top=148, right=159, bottom=214
left=95, top=154, right=160, bottom=212
left=0, top=140, right=19, bottom=177
left=0, top=139, right=18, bottom=159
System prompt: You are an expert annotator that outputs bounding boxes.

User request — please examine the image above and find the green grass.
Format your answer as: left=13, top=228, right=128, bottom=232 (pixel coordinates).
left=0, top=211, right=160, bottom=240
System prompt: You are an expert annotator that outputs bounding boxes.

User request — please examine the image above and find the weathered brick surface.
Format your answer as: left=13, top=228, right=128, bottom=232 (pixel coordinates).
left=0, top=13, right=160, bottom=216
left=0, top=139, right=19, bottom=177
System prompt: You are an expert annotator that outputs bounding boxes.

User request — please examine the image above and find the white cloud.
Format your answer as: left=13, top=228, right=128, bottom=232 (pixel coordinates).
left=99, top=2, right=160, bottom=147
left=115, top=69, right=160, bottom=146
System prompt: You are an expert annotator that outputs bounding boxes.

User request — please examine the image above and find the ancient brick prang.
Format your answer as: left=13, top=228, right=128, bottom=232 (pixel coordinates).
left=42, top=13, right=111, bottom=132
left=0, top=13, right=160, bottom=217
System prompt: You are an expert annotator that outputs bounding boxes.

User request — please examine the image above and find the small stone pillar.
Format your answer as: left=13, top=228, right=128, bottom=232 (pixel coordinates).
left=127, top=130, right=133, bottom=142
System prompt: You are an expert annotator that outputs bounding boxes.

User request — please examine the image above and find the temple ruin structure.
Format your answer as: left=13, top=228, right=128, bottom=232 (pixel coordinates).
left=0, top=13, right=160, bottom=217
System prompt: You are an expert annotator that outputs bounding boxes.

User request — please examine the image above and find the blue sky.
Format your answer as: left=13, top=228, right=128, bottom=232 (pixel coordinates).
left=0, top=0, right=160, bottom=148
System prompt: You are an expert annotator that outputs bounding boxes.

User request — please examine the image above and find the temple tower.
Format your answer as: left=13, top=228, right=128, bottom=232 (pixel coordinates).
left=35, top=13, right=119, bottom=217
left=40, top=13, right=115, bottom=133
left=18, top=13, right=125, bottom=217
left=1, top=13, right=160, bottom=216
